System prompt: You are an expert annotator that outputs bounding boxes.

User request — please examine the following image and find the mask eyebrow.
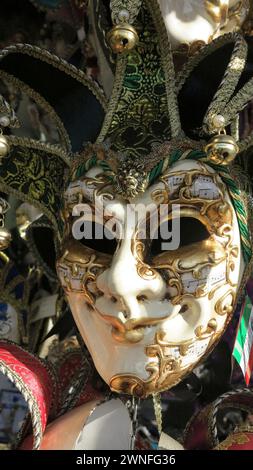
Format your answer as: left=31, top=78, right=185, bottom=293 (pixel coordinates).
left=160, top=168, right=224, bottom=202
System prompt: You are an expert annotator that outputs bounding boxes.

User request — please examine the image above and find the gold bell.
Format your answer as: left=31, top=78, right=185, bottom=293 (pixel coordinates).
left=0, top=134, right=9, bottom=159
left=107, top=23, right=139, bottom=53
left=0, top=226, right=12, bottom=250
left=205, top=133, right=239, bottom=166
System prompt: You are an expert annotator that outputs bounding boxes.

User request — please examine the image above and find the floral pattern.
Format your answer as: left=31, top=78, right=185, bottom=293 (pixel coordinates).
left=106, top=6, right=171, bottom=158
left=0, top=145, right=67, bottom=232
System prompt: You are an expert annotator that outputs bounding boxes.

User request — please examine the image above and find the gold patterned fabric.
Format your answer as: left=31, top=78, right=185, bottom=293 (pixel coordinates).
left=0, top=139, right=69, bottom=235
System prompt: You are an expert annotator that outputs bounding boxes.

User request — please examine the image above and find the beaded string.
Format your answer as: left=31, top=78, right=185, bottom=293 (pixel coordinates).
left=110, top=0, right=142, bottom=25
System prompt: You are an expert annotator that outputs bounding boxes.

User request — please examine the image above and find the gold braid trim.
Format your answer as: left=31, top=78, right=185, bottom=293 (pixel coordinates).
left=0, top=43, right=107, bottom=111
left=230, top=114, right=240, bottom=141
left=239, top=130, right=253, bottom=153
left=6, top=135, right=70, bottom=165
left=96, top=55, right=128, bottom=143
left=147, top=0, right=181, bottom=138
left=0, top=70, right=72, bottom=152
left=153, top=393, right=163, bottom=435
left=176, top=32, right=240, bottom=94
left=226, top=76, right=253, bottom=129
left=204, top=35, right=248, bottom=132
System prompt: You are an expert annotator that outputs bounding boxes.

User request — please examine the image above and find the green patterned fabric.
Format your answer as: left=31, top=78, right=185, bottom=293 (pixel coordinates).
left=106, top=7, right=171, bottom=157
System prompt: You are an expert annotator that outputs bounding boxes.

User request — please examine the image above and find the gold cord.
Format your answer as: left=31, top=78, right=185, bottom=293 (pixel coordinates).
left=153, top=392, right=163, bottom=435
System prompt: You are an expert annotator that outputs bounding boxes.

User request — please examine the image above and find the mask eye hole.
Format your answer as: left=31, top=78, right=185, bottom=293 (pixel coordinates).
left=150, top=217, right=210, bottom=257
left=75, top=221, right=118, bottom=255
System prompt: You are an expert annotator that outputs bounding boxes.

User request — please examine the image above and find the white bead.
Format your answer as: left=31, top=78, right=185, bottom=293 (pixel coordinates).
left=118, top=9, right=130, bottom=22
left=212, top=114, right=225, bottom=129
left=0, top=115, right=10, bottom=127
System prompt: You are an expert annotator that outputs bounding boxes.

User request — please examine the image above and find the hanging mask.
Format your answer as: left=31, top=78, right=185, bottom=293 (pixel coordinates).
left=57, top=155, right=245, bottom=398
left=56, top=2, right=253, bottom=398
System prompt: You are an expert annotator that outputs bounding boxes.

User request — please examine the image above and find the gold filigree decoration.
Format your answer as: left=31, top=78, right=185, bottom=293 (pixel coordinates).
left=131, top=237, right=157, bottom=280
left=215, top=431, right=250, bottom=450
left=214, top=288, right=236, bottom=315
left=110, top=330, right=183, bottom=398
left=149, top=167, right=238, bottom=304
left=195, top=318, right=218, bottom=338
left=205, top=0, right=249, bottom=28
left=56, top=240, right=111, bottom=303
left=110, top=325, right=223, bottom=397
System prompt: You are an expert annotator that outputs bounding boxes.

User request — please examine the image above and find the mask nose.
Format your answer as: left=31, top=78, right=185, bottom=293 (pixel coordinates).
left=96, top=236, right=166, bottom=315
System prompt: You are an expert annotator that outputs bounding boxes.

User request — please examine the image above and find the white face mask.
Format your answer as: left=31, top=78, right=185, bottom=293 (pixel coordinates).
left=158, top=0, right=249, bottom=47
left=57, top=159, right=244, bottom=398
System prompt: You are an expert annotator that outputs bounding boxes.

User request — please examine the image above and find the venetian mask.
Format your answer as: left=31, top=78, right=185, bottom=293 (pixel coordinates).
left=57, top=158, right=244, bottom=398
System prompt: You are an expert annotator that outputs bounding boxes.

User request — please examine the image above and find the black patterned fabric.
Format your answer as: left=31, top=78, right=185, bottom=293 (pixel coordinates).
left=0, top=144, right=67, bottom=233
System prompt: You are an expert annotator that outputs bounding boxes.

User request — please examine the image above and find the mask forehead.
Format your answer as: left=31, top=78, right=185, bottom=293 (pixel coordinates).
left=64, top=159, right=233, bottom=243
left=65, top=159, right=221, bottom=205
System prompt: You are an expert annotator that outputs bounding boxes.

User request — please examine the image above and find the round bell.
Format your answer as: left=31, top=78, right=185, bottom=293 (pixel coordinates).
left=0, top=134, right=9, bottom=159
left=107, top=23, right=139, bottom=53
left=0, top=226, right=12, bottom=250
left=205, top=133, right=239, bottom=166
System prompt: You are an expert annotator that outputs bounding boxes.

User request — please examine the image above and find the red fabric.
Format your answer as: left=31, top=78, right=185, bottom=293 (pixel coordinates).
left=184, top=404, right=213, bottom=450
left=57, top=351, right=83, bottom=393
left=184, top=391, right=253, bottom=450
left=0, top=341, right=57, bottom=443
left=215, top=430, right=253, bottom=450
left=56, top=350, right=101, bottom=406
left=76, top=381, right=102, bottom=406
left=0, top=340, right=101, bottom=450
left=19, top=435, right=33, bottom=450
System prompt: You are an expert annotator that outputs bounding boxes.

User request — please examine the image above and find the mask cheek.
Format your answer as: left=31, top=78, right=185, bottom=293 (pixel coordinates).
left=159, top=253, right=236, bottom=341
left=161, top=296, right=203, bottom=343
